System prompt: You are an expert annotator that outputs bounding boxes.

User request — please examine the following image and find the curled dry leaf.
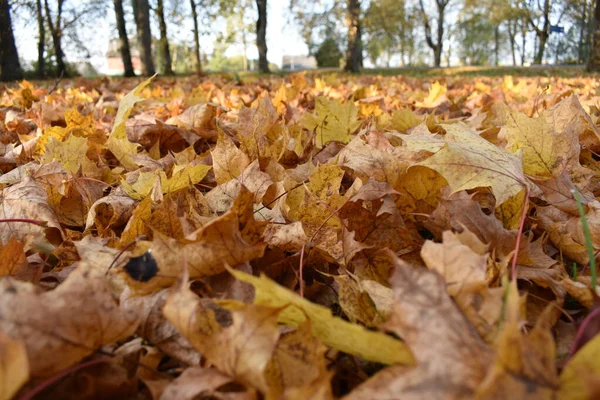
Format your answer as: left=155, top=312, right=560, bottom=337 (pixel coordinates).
left=477, top=282, right=558, bottom=399
left=121, top=288, right=201, bottom=366
left=160, top=367, right=257, bottom=400
left=163, top=283, right=281, bottom=394
left=122, top=186, right=266, bottom=294
left=346, top=251, right=493, bottom=400
left=265, top=321, right=333, bottom=400
left=0, top=267, right=139, bottom=377
left=0, top=176, right=63, bottom=243
left=229, top=268, right=415, bottom=366
left=400, top=122, right=527, bottom=205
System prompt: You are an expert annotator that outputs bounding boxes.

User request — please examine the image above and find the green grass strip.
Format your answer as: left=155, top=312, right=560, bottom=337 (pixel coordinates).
left=572, top=190, right=597, bottom=290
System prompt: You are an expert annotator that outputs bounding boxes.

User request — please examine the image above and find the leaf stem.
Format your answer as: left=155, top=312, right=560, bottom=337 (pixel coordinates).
left=0, top=218, right=48, bottom=228
left=19, top=358, right=109, bottom=400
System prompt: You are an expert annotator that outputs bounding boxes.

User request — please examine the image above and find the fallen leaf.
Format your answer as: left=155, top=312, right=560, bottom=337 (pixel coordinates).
left=0, top=332, right=28, bottom=400
left=160, top=367, right=256, bottom=400
left=400, top=123, right=527, bottom=205
left=229, top=268, right=415, bottom=366
left=0, top=267, right=139, bottom=376
left=163, top=283, right=280, bottom=394
left=301, top=97, right=362, bottom=148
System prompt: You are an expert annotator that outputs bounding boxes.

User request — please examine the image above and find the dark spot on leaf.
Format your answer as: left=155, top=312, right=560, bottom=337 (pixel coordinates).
left=124, top=252, right=158, bottom=282
left=418, top=229, right=435, bottom=240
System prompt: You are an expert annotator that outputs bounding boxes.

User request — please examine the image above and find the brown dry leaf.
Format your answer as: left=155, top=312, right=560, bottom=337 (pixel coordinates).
left=536, top=201, right=600, bottom=265
left=236, top=97, right=286, bottom=160
left=425, top=194, right=559, bottom=280
left=167, top=102, right=220, bottom=130
left=335, top=274, right=382, bottom=326
left=265, top=321, right=333, bottom=400
left=0, top=237, right=28, bottom=277
left=160, top=367, right=257, bottom=400
left=163, top=283, right=281, bottom=394
left=263, top=221, right=309, bottom=253
left=0, top=331, right=29, bottom=400
left=421, top=230, right=488, bottom=296
left=345, top=251, right=493, bottom=400
left=85, top=192, right=137, bottom=235
left=338, top=131, right=408, bottom=186
left=285, top=164, right=347, bottom=233
left=211, top=128, right=251, bottom=184
left=123, top=186, right=266, bottom=294
left=477, top=282, right=558, bottom=399
left=0, top=176, right=63, bottom=243
left=206, top=159, right=273, bottom=212
left=121, top=288, right=201, bottom=366
left=395, top=165, right=447, bottom=213
left=544, top=95, right=600, bottom=157
left=0, top=267, right=139, bottom=377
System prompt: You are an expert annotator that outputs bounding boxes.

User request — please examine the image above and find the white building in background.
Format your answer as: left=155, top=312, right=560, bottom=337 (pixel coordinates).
left=281, top=55, right=317, bottom=71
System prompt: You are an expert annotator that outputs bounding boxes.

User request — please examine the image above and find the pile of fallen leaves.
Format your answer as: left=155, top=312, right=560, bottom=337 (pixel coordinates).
left=1, top=72, right=600, bottom=399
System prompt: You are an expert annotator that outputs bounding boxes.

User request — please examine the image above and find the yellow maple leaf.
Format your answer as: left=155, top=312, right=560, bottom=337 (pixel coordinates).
left=415, top=81, right=448, bottom=108
left=229, top=268, right=415, bottom=366
left=402, top=122, right=527, bottom=205
left=122, top=164, right=211, bottom=200
left=286, top=164, right=346, bottom=230
left=35, top=108, right=96, bottom=155
left=41, top=135, right=96, bottom=175
left=106, top=76, right=154, bottom=170
left=301, top=96, right=362, bottom=148
left=160, top=164, right=212, bottom=194
left=502, top=110, right=572, bottom=180
left=121, top=171, right=158, bottom=200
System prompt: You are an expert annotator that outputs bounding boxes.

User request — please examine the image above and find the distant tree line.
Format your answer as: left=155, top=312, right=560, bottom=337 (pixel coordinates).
left=2, top=0, right=600, bottom=81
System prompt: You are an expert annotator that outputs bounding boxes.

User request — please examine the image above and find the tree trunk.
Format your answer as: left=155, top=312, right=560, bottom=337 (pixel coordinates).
left=190, top=0, right=202, bottom=74
left=44, top=0, right=67, bottom=77
left=433, top=45, right=442, bottom=67
left=36, top=0, right=45, bottom=78
left=256, top=0, right=269, bottom=73
left=344, top=0, right=361, bottom=73
left=530, top=0, right=550, bottom=65
left=507, top=20, right=517, bottom=66
left=0, top=0, right=22, bottom=81
left=534, top=32, right=548, bottom=64
left=494, top=25, right=499, bottom=66
left=132, top=0, right=155, bottom=76
left=520, top=19, right=527, bottom=66
left=113, top=0, right=135, bottom=77
left=579, top=0, right=588, bottom=63
left=155, top=0, right=173, bottom=75
left=588, top=0, right=600, bottom=70
left=419, top=0, right=446, bottom=67
left=435, top=1, right=445, bottom=67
